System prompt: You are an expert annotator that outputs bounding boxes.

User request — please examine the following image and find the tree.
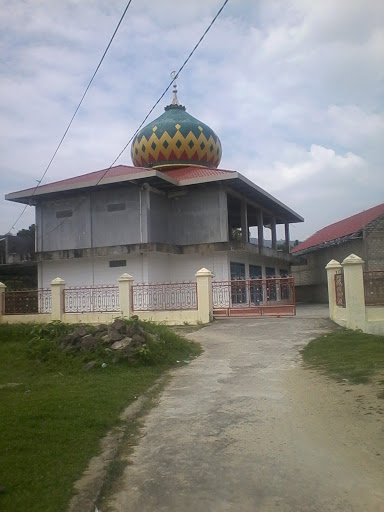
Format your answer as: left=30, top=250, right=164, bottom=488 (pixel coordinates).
left=17, top=224, right=35, bottom=238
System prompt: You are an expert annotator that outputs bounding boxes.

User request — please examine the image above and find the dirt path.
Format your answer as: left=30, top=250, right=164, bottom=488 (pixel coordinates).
left=103, top=305, right=384, bottom=512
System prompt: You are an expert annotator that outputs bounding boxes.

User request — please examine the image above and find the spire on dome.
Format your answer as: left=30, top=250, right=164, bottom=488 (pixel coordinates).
left=170, top=71, right=180, bottom=105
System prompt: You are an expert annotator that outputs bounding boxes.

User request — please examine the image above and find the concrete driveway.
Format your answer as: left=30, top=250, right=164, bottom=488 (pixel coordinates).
left=106, top=305, right=384, bottom=512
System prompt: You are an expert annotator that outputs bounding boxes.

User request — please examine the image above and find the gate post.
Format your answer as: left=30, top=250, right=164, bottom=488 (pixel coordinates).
left=325, top=259, right=342, bottom=320
left=0, top=282, right=6, bottom=321
left=342, top=254, right=366, bottom=330
left=51, top=277, right=65, bottom=321
left=195, top=268, right=213, bottom=324
left=118, top=273, right=134, bottom=318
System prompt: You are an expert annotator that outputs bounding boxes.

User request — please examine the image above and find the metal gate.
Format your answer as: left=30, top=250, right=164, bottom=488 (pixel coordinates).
left=212, top=277, right=296, bottom=317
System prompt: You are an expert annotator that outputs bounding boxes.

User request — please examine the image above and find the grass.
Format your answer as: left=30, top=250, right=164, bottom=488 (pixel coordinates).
left=0, top=321, right=201, bottom=512
left=301, top=329, right=384, bottom=385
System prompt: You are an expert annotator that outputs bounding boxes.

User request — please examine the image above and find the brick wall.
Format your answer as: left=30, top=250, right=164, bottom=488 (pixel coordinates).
left=292, top=239, right=363, bottom=286
left=292, top=216, right=384, bottom=303
left=365, top=215, right=384, bottom=270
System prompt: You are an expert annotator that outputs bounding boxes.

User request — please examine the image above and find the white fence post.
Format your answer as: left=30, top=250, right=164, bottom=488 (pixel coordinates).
left=342, top=254, right=366, bottom=330
left=118, top=273, right=134, bottom=318
left=325, top=259, right=342, bottom=320
left=0, top=282, right=6, bottom=322
left=51, top=277, right=65, bottom=321
left=195, top=268, right=213, bottom=324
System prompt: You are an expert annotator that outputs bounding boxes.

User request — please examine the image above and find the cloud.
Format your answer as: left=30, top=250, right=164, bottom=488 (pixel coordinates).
left=0, top=0, right=383, bottom=242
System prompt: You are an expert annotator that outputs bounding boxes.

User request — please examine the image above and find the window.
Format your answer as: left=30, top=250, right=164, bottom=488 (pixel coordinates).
left=280, top=269, right=288, bottom=277
left=266, top=267, right=276, bottom=278
left=107, top=203, right=126, bottom=212
left=109, top=260, right=126, bottom=268
left=56, top=210, right=73, bottom=218
left=230, top=262, right=246, bottom=304
left=249, top=264, right=262, bottom=279
left=249, top=265, right=262, bottom=304
left=230, top=262, right=245, bottom=280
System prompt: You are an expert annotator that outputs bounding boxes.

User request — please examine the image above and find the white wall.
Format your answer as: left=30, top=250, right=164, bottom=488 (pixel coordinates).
left=39, top=249, right=290, bottom=288
left=39, top=254, right=144, bottom=288
left=38, top=252, right=230, bottom=287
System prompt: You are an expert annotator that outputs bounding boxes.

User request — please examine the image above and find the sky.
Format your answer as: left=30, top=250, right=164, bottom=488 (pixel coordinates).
left=1, top=0, right=383, bottom=241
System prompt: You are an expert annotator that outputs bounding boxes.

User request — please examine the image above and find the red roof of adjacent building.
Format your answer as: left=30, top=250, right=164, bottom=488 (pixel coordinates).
left=291, top=203, right=384, bottom=254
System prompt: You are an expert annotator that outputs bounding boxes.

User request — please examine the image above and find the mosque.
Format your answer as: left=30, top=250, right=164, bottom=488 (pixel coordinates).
left=6, top=84, right=303, bottom=288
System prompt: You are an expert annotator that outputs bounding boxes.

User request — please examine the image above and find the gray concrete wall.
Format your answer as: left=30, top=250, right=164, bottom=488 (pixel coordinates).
left=292, top=239, right=364, bottom=287
left=91, top=187, right=141, bottom=247
left=292, top=238, right=364, bottom=303
left=169, top=187, right=228, bottom=245
left=36, top=186, right=143, bottom=252
left=36, top=184, right=229, bottom=252
left=37, top=195, right=91, bottom=252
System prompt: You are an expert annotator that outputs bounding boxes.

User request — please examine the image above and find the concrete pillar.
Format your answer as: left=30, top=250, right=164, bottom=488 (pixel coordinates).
left=325, top=259, right=342, bottom=320
left=285, top=223, right=290, bottom=252
left=219, top=187, right=229, bottom=242
left=271, top=217, right=277, bottom=250
left=195, top=268, right=213, bottom=324
left=118, top=273, right=134, bottom=318
left=51, top=277, right=65, bottom=321
left=0, top=282, right=6, bottom=321
left=257, top=210, right=264, bottom=254
left=342, top=254, right=366, bottom=330
left=241, top=201, right=249, bottom=242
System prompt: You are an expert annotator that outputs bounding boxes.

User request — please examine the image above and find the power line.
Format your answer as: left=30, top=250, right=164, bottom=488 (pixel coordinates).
left=108, top=0, right=230, bottom=169
left=8, top=0, right=135, bottom=233
left=31, top=0, right=231, bottom=240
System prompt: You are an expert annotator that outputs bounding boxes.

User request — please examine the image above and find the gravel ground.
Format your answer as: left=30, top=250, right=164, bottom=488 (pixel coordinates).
left=105, top=305, right=384, bottom=512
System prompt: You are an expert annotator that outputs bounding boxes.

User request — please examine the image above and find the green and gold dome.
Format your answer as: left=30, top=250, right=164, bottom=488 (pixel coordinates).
left=131, top=87, right=222, bottom=169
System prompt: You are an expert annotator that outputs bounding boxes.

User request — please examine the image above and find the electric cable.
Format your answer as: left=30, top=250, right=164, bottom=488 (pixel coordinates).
left=7, top=0, right=135, bottom=233
left=17, top=0, right=230, bottom=239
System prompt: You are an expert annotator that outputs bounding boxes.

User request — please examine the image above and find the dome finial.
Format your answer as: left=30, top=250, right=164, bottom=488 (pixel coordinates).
left=170, top=71, right=180, bottom=106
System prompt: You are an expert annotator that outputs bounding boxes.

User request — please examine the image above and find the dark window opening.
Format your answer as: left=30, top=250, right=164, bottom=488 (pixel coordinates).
left=249, top=265, right=263, bottom=303
left=109, top=260, right=126, bottom=268
left=230, top=261, right=245, bottom=280
left=107, top=203, right=126, bottom=212
left=249, top=264, right=262, bottom=279
left=56, top=210, right=73, bottom=218
left=230, top=261, right=246, bottom=304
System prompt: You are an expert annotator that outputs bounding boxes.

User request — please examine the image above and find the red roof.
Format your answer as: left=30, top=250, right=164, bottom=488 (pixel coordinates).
left=292, top=203, right=384, bottom=254
left=6, top=164, right=236, bottom=201
left=10, top=165, right=149, bottom=196
left=162, top=167, right=235, bottom=180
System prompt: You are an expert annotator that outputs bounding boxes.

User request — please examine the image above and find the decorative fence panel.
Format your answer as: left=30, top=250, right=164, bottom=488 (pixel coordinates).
left=364, top=271, right=384, bottom=306
left=3, top=289, right=52, bottom=315
left=132, top=282, right=197, bottom=311
left=212, top=278, right=296, bottom=317
left=64, top=286, right=120, bottom=313
left=334, top=273, right=345, bottom=308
